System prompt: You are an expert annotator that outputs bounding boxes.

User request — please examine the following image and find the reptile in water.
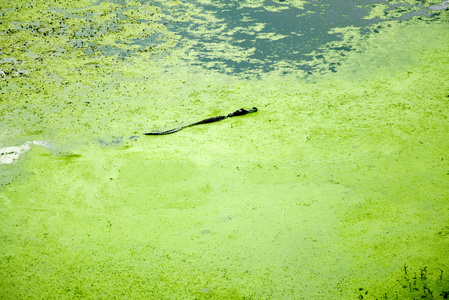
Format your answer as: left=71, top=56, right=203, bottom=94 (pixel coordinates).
left=144, top=107, right=258, bottom=135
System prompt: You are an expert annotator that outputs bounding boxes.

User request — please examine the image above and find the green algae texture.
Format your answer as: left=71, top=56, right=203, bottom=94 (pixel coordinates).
left=1, top=0, right=449, bottom=299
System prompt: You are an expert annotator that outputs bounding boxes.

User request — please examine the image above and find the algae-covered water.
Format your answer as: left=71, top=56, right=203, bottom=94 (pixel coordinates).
left=1, top=0, right=449, bottom=299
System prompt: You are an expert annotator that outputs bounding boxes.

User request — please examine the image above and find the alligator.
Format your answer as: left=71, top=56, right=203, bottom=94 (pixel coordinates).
left=144, top=107, right=258, bottom=135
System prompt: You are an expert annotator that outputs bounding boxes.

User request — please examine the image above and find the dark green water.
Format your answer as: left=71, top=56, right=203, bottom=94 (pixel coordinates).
left=158, top=0, right=447, bottom=74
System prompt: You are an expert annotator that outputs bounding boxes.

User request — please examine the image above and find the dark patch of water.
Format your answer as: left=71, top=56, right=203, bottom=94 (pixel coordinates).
left=157, top=0, right=445, bottom=76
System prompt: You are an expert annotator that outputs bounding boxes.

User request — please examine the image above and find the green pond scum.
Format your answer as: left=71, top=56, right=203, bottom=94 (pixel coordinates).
left=1, top=0, right=449, bottom=298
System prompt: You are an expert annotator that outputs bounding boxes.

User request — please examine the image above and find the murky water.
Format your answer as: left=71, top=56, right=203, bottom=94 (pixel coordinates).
left=1, top=0, right=449, bottom=298
left=164, top=0, right=445, bottom=74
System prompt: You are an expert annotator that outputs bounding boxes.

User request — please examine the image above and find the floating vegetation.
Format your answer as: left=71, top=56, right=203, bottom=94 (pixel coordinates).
left=358, top=264, right=449, bottom=299
left=0, top=0, right=176, bottom=62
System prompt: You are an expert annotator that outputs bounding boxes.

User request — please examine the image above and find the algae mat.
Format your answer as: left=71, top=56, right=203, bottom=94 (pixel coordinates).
left=1, top=0, right=449, bottom=299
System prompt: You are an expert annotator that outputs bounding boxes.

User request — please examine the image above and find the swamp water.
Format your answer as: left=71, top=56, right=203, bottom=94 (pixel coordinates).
left=1, top=0, right=449, bottom=298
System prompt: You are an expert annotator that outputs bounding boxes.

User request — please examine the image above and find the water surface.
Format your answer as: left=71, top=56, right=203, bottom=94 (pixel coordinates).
left=1, top=0, right=449, bottom=298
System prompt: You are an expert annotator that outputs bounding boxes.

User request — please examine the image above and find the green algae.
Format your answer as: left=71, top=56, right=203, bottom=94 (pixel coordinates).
left=1, top=0, right=449, bottom=299
left=361, top=0, right=447, bottom=20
